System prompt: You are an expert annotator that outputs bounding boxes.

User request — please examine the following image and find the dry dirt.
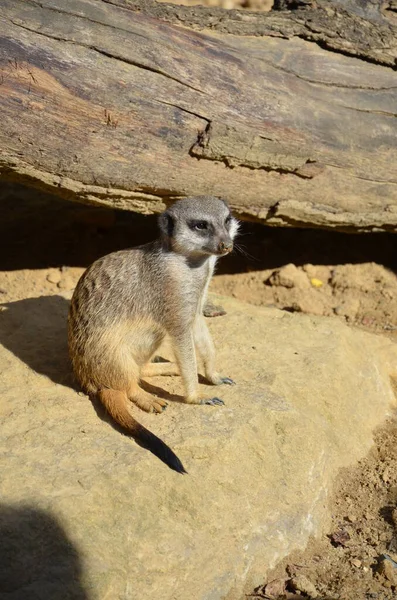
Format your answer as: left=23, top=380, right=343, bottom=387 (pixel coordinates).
left=250, top=419, right=397, bottom=600
left=1, top=183, right=397, bottom=599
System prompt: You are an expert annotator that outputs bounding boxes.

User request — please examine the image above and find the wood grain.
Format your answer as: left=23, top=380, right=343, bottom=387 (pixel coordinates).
left=1, top=0, right=397, bottom=230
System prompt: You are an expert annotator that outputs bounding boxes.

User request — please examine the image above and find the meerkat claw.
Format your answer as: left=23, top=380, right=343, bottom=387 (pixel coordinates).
left=202, top=397, right=225, bottom=406
left=221, top=377, right=235, bottom=385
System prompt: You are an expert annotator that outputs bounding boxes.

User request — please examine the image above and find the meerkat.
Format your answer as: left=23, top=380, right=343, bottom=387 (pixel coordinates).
left=68, top=196, right=239, bottom=473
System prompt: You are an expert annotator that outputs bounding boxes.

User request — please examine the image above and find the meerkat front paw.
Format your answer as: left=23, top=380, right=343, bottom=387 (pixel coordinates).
left=220, top=377, right=235, bottom=385
left=200, top=397, right=225, bottom=406
left=206, top=373, right=236, bottom=386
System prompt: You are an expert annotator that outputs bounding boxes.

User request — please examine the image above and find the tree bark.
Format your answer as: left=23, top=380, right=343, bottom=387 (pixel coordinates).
left=1, top=0, right=397, bottom=231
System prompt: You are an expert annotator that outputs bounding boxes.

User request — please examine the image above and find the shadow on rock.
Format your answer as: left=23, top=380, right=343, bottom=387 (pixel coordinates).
left=0, top=295, right=77, bottom=389
left=0, top=504, right=90, bottom=599
left=0, top=295, right=185, bottom=470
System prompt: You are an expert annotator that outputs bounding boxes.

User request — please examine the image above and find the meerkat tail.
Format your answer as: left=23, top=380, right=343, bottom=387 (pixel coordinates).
left=98, top=389, right=186, bottom=474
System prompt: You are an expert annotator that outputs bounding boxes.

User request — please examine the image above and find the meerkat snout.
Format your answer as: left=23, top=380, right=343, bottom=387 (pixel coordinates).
left=218, top=239, right=233, bottom=255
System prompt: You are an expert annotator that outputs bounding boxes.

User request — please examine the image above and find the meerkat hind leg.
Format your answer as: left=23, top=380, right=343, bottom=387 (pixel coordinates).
left=203, top=299, right=226, bottom=318
left=128, top=381, right=167, bottom=413
left=124, top=325, right=171, bottom=410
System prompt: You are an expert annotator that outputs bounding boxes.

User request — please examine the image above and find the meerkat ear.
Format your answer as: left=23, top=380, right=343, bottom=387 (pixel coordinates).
left=158, top=211, right=175, bottom=237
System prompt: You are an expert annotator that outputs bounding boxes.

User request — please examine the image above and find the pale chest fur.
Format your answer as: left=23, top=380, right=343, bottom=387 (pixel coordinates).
left=164, top=254, right=217, bottom=321
left=198, top=255, right=217, bottom=314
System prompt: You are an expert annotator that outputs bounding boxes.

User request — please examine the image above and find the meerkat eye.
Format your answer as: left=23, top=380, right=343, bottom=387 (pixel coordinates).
left=225, top=214, right=232, bottom=226
left=190, top=220, right=208, bottom=231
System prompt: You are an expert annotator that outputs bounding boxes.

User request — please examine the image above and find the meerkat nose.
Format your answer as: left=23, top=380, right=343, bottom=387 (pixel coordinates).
left=218, top=240, right=233, bottom=253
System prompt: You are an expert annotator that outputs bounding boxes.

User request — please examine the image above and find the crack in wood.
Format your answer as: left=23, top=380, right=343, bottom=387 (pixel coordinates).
left=268, top=198, right=397, bottom=231
left=7, top=19, right=206, bottom=95
left=328, top=164, right=397, bottom=186
left=340, top=105, right=397, bottom=117
left=154, top=99, right=210, bottom=123
left=242, top=53, right=397, bottom=90
left=190, top=122, right=322, bottom=178
left=309, top=36, right=397, bottom=70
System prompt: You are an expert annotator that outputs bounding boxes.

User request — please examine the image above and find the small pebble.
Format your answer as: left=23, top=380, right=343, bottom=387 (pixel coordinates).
left=289, top=574, right=318, bottom=598
left=377, top=556, right=397, bottom=585
left=310, top=277, right=323, bottom=288
left=47, top=271, right=62, bottom=284
left=345, top=514, right=357, bottom=523
left=58, top=275, right=75, bottom=291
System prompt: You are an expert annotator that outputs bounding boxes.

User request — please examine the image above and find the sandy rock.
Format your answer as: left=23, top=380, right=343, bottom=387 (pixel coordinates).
left=331, top=263, right=396, bottom=294
left=392, top=509, right=397, bottom=528
left=290, top=574, right=318, bottom=598
left=57, top=275, right=75, bottom=291
left=334, top=297, right=360, bottom=320
left=303, top=264, right=331, bottom=284
left=280, top=292, right=329, bottom=317
left=46, top=270, right=62, bottom=284
left=269, top=264, right=310, bottom=289
left=263, top=578, right=287, bottom=598
left=377, top=557, right=397, bottom=585
left=0, top=294, right=396, bottom=600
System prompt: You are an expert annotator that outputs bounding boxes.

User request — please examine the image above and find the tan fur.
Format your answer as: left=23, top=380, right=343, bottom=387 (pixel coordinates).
left=68, top=196, right=238, bottom=470
left=98, top=389, right=139, bottom=431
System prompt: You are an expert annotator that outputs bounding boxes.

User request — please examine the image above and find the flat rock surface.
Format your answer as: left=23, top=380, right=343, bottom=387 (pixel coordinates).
left=0, top=294, right=396, bottom=600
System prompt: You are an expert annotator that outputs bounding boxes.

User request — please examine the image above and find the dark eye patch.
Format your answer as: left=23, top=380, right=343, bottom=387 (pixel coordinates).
left=225, top=214, right=232, bottom=226
left=189, top=220, right=209, bottom=231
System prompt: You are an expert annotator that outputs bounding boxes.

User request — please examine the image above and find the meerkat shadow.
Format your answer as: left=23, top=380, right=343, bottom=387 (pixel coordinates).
left=0, top=295, right=186, bottom=472
left=140, top=379, right=184, bottom=404
left=0, top=503, right=90, bottom=599
left=0, top=295, right=78, bottom=390
left=142, top=366, right=216, bottom=396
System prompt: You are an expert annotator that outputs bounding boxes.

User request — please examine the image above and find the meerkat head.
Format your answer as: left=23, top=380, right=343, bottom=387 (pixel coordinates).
left=158, top=196, right=239, bottom=258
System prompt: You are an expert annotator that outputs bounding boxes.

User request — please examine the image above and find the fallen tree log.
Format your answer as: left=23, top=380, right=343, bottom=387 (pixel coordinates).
left=1, top=0, right=397, bottom=231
